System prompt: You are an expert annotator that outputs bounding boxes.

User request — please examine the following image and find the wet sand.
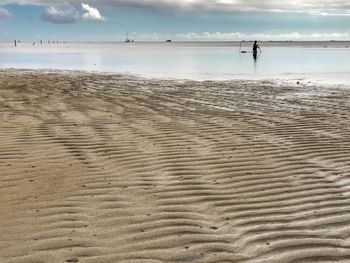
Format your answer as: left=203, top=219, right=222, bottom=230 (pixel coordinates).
left=1, top=69, right=350, bottom=263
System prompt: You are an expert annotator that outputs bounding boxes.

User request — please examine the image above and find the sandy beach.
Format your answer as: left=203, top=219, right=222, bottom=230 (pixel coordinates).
left=1, top=69, right=350, bottom=263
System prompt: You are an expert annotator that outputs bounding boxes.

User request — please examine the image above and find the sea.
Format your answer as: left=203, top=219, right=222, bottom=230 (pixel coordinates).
left=1, top=41, right=350, bottom=85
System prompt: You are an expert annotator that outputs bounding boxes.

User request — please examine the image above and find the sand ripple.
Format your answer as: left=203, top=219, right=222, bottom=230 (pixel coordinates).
left=1, top=70, right=350, bottom=262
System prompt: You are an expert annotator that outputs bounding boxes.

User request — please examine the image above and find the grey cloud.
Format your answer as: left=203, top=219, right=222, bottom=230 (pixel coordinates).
left=2, top=0, right=350, bottom=15
left=42, top=5, right=78, bottom=24
left=0, top=6, right=12, bottom=19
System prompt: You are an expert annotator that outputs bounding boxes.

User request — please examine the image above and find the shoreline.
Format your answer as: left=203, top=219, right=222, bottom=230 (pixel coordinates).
left=1, top=69, right=350, bottom=262
left=1, top=68, right=349, bottom=88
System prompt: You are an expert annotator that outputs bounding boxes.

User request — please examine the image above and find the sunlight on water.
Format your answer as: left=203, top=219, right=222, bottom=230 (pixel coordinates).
left=1, top=42, right=350, bottom=84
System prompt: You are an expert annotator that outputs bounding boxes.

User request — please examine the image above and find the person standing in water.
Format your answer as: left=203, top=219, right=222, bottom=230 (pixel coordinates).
left=253, top=41, right=261, bottom=60
left=253, top=41, right=261, bottom=53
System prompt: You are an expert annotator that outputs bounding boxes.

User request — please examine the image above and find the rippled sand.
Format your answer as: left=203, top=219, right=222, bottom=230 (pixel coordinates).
left=1, top=69, right=350, bottom=263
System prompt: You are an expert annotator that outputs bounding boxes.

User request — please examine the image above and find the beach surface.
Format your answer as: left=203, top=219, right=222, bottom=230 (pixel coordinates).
left=1, top=69, right=350, bottom=263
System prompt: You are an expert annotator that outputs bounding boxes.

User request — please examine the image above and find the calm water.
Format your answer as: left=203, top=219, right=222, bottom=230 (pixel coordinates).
left=1, top=42, right=350, bottom=84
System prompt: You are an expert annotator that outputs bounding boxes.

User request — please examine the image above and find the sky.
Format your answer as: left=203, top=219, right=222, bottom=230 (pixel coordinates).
left=0, top=0, right=350, bottom=42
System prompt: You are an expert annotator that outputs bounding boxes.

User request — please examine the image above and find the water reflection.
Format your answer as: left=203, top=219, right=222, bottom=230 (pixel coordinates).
left=253, top=52, right=258, bottom=61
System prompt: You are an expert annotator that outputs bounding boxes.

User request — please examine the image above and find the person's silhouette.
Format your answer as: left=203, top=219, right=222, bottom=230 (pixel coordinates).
left=253, top=41, right=260, bottom=53
left=252, top=41, right=261, bottom=60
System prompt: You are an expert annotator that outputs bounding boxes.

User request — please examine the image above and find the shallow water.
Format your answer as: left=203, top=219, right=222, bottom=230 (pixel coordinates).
left=1, top=42, right=350, bottom=84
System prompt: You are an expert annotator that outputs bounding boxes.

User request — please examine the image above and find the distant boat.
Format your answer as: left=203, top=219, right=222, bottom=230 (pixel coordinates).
left=239, top=41, right=249, bottom=53
left=166, top=40, right=172, bottom=43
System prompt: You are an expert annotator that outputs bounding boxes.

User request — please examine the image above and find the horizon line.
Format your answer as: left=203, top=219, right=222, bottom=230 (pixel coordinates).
left=1, top=40, right=350, bottom=43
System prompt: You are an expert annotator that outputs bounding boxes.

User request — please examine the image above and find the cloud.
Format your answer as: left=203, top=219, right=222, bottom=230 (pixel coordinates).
left=42, top=4, right=78, bottom=24
left=0, top=6, right=11, bottom=19
left=134, top=31, right=350, bottom=41
left=81, top=3, right=105, bottom=21
left=41, top=3, right=105, bottom=24
left=1, top=0, right=350, bottom=16
left=184, top=31, right=350, bottom=41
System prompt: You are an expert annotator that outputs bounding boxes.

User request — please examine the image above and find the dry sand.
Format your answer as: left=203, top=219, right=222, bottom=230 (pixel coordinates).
left=1, top=69, right=350, bottom=263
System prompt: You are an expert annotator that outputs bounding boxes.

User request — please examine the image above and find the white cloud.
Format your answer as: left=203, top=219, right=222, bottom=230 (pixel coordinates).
left=135, top=31, right=350, bottom=41
left=0, top=6, right=11, bottom=19
left=42, top=4, right=78, bottom=24
left=81, top=3, right=105, bottom=21
left=40, top=3, right=105, bottom=23
left=1, top=0, right=350, bottom=16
